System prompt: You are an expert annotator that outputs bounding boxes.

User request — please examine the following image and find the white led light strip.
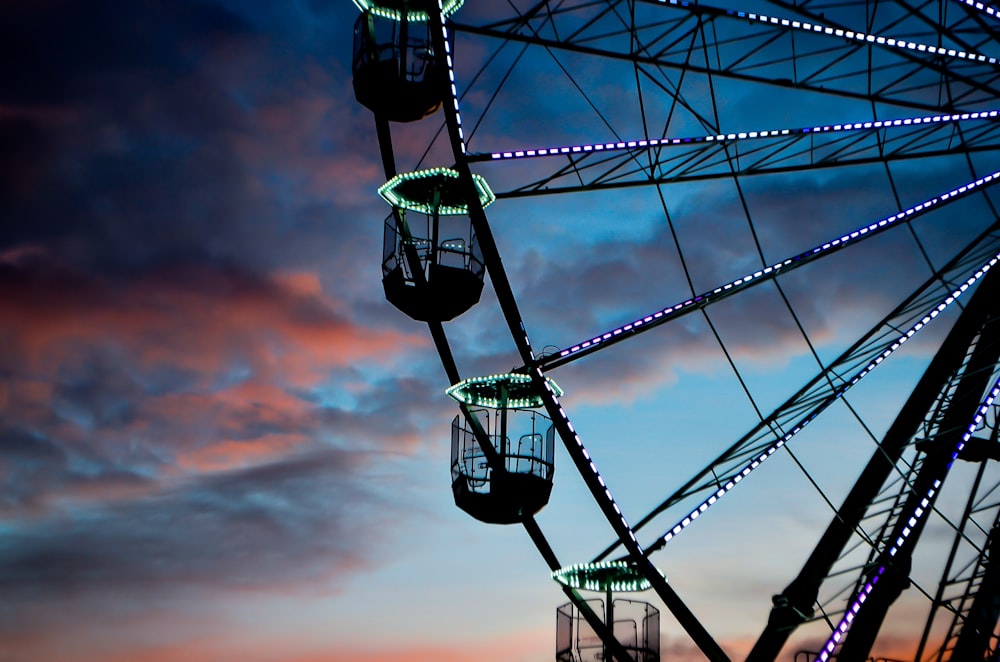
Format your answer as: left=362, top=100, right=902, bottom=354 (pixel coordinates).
left=485, top=110, right=1000, bottom=161
left=954, top=0, right=1000, bottom=20
left=655, top=253, right=1000, bottom=550
left=657, top=0, right=1000, bottom=65
left=533, top=366, right=643, bottom=550
left=434, top=0, right=467, bottom=154
left=549, top=169, right=1000, bottom=365
left=817, top=375, right=1000, bottom=661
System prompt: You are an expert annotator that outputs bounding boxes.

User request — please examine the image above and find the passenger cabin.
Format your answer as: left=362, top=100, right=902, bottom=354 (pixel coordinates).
left=553, top=561, right=662, bottom=662
left=351, top=0, right=459, bottom=122
left=447, top=373, right=560, bottom=524
left=379, top=168, right=490, bottom=322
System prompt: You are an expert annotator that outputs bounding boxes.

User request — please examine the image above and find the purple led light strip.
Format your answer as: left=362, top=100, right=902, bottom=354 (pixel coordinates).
left=817, top=374, right=1000, bottom=661
left=483, top=110, right=1000, bottom=161
left=817, top=567, right=885, bottom=661
left=954, top=0, right=1000, bottom=21
left=655, top=253, right=1000, bottom=551
left=541, top=169, right=1000, bottom=369
left=657, top=0, right=1000, bottom=65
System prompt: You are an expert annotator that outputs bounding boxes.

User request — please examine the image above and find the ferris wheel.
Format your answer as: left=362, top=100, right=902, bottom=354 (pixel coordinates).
left=350, top=0, right=1000, bottom=660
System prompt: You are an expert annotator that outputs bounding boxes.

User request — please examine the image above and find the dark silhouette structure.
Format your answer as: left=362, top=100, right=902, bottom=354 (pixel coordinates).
left=351, top=0, right=1000, bottom=659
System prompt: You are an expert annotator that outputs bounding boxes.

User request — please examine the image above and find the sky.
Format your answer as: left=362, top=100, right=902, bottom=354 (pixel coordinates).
left=2, top=1, right=1000, bottom=661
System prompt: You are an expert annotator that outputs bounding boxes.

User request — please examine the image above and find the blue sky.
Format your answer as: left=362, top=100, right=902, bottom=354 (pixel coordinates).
left=2, top=1, right=1000, bottom=661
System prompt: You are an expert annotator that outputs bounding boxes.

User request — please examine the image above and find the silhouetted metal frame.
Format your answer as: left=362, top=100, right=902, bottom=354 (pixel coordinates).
left=428, top=1, right=729, bottom=660
left=748, top=265, right=1000, bottom=660
left=364, top=2, right=647, bottom=660
left=368, top=1, right=1000, bottom=660
left=835, top=280, right=1000, bottom=660
left=450, top=0, right=1000, bottom=197
left=915, top=417, right=1000, bottom=660
left=371, top=111, right=638, bottom=662
left=588, top=220, right=1000, bottom=566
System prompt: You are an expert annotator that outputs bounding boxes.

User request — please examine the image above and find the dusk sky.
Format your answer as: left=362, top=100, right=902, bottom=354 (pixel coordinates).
left=3, top=1, right=1000, bottom=661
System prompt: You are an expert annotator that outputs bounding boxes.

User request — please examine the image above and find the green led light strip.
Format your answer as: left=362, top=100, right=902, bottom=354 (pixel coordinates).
left=552, top=560, right=662, bottom=593
left=378, top=167, right=495, bottom=216
left=446, top=373, right=564, bottom=409
left=352, top=0, right=463, bottom=22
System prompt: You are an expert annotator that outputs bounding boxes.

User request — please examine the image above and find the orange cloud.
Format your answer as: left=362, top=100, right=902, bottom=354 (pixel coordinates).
left=0, top=255, right=435, bottom=511
left=272, top=270, right=325, bottom=299
left=87, top=628, right=554, bottom=662
left=0, top=257, right=427, bottom=388
left=175, top=434, right=307, bottom=472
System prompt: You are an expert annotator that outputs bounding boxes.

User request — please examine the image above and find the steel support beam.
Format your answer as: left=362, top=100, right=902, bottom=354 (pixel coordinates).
left=748, top=264, right=1000, bottom=661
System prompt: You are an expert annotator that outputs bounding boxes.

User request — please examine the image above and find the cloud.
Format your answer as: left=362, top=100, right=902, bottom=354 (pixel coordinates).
left=0, top=449, right=378, bottom=591
left=11, top=627, right=554, bottom=662
left=0, top=1, right=252, bottom=105
left=0, top=255, right=423, bottom=382
left=0, top=0, right=383, bottom=285
left=0, top=249, right=438, bottom=523
left=0, top=0, right=427, bottom=533
left=0, top=448, right=407, bottom=656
